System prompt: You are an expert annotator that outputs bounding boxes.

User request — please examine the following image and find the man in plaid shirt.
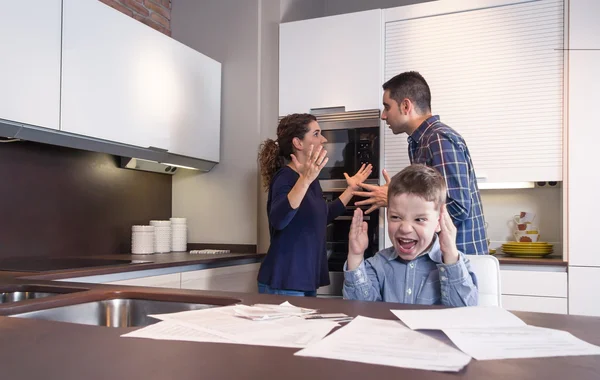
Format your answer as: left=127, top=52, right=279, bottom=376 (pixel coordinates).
left=355, top=71, right=488, bottom=255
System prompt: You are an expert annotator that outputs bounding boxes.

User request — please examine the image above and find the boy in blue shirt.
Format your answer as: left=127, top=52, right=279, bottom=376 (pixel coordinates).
left=343, top=164, right=478, bottom=306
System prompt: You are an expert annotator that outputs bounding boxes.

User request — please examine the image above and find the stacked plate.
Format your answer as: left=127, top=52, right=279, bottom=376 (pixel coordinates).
left=131, top=225, right=155, bottom=254
left=501, top=242, right=553, bottom=257
left=150, top=220, right=172, bottom=253
left=170, top=217, right=187, bottom=252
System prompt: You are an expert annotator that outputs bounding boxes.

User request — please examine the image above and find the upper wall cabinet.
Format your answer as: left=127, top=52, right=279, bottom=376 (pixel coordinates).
left=383, top=0, right=565, bottom=183
left=0, top=0, right=61, bottom=130
left=61, top=0, right=221, bottom=162
left=279, top=10, right=383, bottom=115
left=567, top=0, right=600, bottom=267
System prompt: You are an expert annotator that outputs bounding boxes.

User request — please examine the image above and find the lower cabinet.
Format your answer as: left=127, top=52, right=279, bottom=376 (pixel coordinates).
left=180, top=263, right=261, bottom=293
left=500, top=268, right=568, bottom=314
left=105, top=273, right=181, bottom=289
left=569, top=266, right=600, bottom=317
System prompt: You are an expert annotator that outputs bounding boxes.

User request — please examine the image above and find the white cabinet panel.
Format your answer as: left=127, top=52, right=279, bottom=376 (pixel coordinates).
left=106, top=273, right=181, bottom=289
left=569, top=267, right=600, bottom=316
left=181, top=263, right=261, bottom=293
left=384, top=0, right=564, bottom=182
left=502, top=295, right=567, bottom=314
left=500, top=270, right=567, bottom=298
left=61, top=0, right=221, bottom=161
left=567, top=1, right=600, bottom=267
left=279, top=10, right=382, bottom=115
left=0, top=0, right=61, bottom=129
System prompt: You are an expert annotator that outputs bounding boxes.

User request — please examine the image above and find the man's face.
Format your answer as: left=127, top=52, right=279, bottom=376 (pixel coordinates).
left=381, top=89, right=410, bottom=135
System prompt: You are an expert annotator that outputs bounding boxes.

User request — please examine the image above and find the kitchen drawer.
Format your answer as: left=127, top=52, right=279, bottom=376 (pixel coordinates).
left=502, top=295, right=567, bottom=314
left=181, top=263, right=260, bottom=293
left=106, top=273, right=181, bottom=289
left=500, top=270, right=567, bottom=297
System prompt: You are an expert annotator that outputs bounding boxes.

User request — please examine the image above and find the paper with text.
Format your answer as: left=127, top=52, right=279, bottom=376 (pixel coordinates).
left=294, top=316, right=471, bottom=372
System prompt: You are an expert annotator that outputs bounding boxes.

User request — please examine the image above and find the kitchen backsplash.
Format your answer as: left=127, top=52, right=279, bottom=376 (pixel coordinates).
left=480, top=186, right=563, bottom=255
left=0, top=141, right=171, bottom=258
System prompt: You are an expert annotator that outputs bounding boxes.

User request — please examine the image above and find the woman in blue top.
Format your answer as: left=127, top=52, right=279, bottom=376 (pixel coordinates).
left=257, top=113, right=372, bottom=296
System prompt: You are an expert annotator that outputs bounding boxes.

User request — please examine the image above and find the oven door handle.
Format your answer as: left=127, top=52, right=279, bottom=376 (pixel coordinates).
left=335, top=216, right=371, bottom=221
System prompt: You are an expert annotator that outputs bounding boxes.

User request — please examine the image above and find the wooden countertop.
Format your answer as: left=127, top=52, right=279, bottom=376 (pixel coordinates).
left=494, top=253, right=567, bottom=266
left=2, top=252, right=266, bottom=281
left=0, top=278, right=598, bottom=380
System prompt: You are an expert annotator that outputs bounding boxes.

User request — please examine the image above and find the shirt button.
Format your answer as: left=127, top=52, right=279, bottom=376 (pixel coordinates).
left=409, top=263, right=415, bottom=269
left=407, top=288, right=412, bottom=295
left=442, top=291, right=447, bottom=297
left=439, top=267, right=445, bottom=273
left=441, top=276, right=447, bottom=281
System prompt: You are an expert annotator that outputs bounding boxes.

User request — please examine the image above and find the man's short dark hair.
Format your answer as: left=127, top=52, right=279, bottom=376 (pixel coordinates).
left=382, top=71, right=431, bottom=114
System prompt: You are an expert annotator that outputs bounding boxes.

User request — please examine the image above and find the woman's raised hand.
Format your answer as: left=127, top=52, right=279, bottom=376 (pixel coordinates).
left=290, top=144, right=328, bottom=183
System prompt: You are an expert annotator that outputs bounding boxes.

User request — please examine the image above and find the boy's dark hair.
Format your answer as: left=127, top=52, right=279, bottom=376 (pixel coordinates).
left=388, top=164, right=447, bottom=209
left=382, top=71, right=431, bottom=114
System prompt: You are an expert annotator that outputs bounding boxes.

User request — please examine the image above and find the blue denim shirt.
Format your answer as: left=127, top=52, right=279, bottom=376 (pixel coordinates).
left=343, top=236, right=478, bottom=306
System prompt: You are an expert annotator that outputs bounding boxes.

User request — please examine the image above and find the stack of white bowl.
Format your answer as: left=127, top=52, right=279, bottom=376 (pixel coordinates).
left=170, top=217, right=187, bottom=252
left=131, top=225, right=155, bottom=254
left=150, top=220, right=172, bottom=253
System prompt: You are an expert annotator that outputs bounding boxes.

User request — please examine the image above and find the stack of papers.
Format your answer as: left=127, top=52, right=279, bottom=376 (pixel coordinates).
left=122, top=302, right=338, bottom=349
left=391, top=306, right=600, bottom=361
left=295, top=316, right=471, bottom=372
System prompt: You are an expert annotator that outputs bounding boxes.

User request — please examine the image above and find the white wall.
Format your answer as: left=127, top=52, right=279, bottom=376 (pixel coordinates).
left=280, top=0, right=325, bottom=22
left=171, top=0, right=279, bottom=245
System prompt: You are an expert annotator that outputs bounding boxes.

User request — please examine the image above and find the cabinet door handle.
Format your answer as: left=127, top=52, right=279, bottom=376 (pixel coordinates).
left=335, top=216, right=370, bottom=221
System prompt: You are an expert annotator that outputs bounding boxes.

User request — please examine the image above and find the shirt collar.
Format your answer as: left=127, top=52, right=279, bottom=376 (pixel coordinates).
left=379, top=234, right=443, bottom=264
left=407, top=115, right=440, bottom=145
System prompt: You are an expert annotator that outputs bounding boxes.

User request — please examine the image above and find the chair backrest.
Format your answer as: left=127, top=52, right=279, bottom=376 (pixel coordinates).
left=467, top=255, right=502, bottom=307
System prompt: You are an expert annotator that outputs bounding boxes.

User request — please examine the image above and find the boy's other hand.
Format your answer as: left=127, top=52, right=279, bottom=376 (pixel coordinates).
left=347, top=208, right=369, bottom=270
left=353, top=169, right=392, bottom=214
left=439, top=204, right=459, bottom=264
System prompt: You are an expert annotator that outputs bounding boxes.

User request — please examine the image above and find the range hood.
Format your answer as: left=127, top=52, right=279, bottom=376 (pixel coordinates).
left=0, top=119, right=217, bottom=174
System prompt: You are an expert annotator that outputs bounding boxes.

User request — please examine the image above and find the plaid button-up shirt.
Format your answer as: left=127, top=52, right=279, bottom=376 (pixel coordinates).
left=408, top=116, right=488, bottom=255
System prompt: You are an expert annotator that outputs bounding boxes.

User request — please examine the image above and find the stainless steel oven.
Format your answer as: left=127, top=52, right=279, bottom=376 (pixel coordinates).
left=309, top=108, right=382, bottom=297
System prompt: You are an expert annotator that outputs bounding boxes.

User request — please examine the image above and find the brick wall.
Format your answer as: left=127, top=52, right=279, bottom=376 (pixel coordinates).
left=99, top=0, right=172, bottom=36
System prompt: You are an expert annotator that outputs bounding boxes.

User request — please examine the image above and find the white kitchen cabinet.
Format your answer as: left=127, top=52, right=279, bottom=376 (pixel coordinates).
left=502, top=295, right=567, bottom=315
left=181, top=263, right=261, bottom=293
left=569, top=267, right=600, bottom=316
left=567, top=0, right=600, bottom=267
left=500, top=268, right=568, bottom=314
left=105, top=273, right=181, bottom=289
left=383, top=0, right=564, bottom=182
left=279, top=10, right=382, bottom=115
left=61, top=0, right=221, bottom=161
left=0, top=0, right=61, bottom=129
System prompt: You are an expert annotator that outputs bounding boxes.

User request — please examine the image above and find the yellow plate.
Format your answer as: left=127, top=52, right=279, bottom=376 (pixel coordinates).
left=503, top=242, right=552, bottom=246
left=502, top=247, right=553, bottom=251
left=503, top=251, right=553, bottom=257
left=489, top=249, right=496, bottom=255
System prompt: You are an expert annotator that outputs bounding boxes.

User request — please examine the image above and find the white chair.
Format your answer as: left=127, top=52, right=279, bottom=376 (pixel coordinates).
left=467, top=255, right=502, bottom=307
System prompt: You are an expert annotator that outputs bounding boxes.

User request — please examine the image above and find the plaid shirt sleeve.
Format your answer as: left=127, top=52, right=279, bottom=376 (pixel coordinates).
left=426, top=133, right=471, bottom=222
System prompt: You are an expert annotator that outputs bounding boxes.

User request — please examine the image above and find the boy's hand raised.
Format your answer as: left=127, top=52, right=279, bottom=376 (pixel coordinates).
left=347, top=208, right=369, bottom=271
left=439, top=204, right=459, bottom=264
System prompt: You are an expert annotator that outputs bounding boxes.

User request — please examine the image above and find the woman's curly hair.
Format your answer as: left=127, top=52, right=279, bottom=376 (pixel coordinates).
left=258, top=113, right=316, bottom=190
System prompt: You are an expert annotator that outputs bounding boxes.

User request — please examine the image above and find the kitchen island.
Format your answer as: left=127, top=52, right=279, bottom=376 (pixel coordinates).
left=0, top=277, right=599, bottom=380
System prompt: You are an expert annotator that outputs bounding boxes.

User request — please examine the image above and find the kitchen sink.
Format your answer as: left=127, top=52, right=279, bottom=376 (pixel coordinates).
left=11, top=295, right=239, bottom=327
left=0, top=285, right=87, bottom=305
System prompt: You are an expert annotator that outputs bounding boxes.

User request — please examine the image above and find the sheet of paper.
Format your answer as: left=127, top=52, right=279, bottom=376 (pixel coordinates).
left=149, top=305, right=338, bottom=348
left=294, top=316, right=471, bottom=372
left=122, top=320, right=232, bottom=343
left=391, top=306, right=526, bottom=330
left=234, top=303, right=316, bottom=321
left=442, top=325, right=600, bottom=360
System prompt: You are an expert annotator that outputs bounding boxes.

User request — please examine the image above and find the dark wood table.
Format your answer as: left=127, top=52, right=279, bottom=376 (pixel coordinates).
left=0, top=284, right=599, bottom=380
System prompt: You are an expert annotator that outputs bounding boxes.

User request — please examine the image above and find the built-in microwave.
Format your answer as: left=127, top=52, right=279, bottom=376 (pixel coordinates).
left=313, top=108, right=381, bottom=192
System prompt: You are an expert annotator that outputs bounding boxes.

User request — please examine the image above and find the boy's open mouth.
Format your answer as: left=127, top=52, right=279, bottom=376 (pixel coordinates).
left=397, top=238, right=417, bottom=254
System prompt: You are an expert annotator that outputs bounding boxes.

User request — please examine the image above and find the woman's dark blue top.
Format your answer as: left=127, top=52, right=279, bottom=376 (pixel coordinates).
left=257, top=166, right=346, bottom=291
